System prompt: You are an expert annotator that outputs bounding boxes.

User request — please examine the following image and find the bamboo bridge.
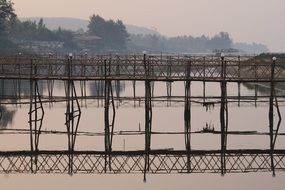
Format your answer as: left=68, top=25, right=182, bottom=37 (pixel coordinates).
left=0, top=54, right=284, bottom=180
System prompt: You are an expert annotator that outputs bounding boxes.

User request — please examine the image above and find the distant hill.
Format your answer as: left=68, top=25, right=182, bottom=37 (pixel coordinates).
left=20, top=17, right=161, bottom=35
left=125, top=24, right=160, bottom=35
left=20, top=17, right=89, bottom=31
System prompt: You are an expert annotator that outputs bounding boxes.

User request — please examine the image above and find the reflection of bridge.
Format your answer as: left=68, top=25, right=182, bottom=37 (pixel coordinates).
left=0, top=54, right=284, bottom=178
left=0, top=150, right=284, bottom=174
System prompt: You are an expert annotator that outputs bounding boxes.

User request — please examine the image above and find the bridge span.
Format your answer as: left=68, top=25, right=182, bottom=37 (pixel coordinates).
left=0, top=54, right=285, bottom=82
left=0, top=54, right=284, bottom=179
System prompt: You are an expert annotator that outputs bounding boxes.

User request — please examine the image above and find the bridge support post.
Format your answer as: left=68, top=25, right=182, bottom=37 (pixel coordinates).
left=184, top=80, right=191, bottom=172
left=220, top=55, right=228, bottom=175
left=203, top=57, right=206, bottom=104
left=133, top=81, right=136, bottom=107
left=184, top=61, right=192, bottom=172
left=269, top=57, right=277, bottom=176
left=144, top=54, right=152, bottom=182
left=65, top=55, right=81, bottom=175
left=104, top=80, right=116, bottom=172
left=115, top=56, right=121, bottom=108
left=29, top=60, right=45, bottom=173
left=133, top=55, right=137, bottom=107
left=104, top=59, right=116, bottom=172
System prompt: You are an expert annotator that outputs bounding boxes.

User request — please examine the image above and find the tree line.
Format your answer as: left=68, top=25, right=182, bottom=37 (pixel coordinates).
left=0, top=0, right=129, bottom=53
left=0, top=0, right=268, bottom=54
left=128, top=32, right=234, bottom=53
left=88, top=14, right=129, bottom=51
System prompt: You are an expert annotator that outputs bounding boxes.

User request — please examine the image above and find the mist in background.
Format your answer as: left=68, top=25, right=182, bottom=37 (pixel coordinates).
left=13, top=0, right=285, bottom=52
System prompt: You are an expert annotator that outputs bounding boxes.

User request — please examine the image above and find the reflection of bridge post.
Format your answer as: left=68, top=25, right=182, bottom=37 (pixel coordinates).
left=254, top=57, right=258, bottom=107
left=184, top=61, right=191, bottom=172
left=115, top=81, right=120, bottom=108
left=29, top=59, right=44, bottom=173
left=166, top=56, right=172, bottom=107
left=47, top=80, right=54, bottom=108
left=104, top=59, right=116, bottom=172
left=166, top=82, right=172, bottom=107
left=65, top=55, right=81, bottom=175
left=144, top=54, right=152, bottom=182
left=13, top=79, right=21, bottom=106
left=47, top=58, right=55, bottom=108
left=79, top=57, right=87, bottom=108
left=238, top=56, right=241, bottom=107
left=80, top=81, right=87, bottom=108
left=13, top=62, right=22, bottom=106
left=220, top=55, right=228, bottom=175
left=115, top=55, right=121, bottom=108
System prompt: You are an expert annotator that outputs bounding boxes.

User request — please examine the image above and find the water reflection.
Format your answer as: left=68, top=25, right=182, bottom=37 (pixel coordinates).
left=0, top=79, right=126, bottom=128
left=0, top=80, right=24, bottom=128
left=0, top=106, right=16, bottom=128
left=1, top=77, right=285, bottom=132
left=243, top=82, right=285, bottom=96
left=89, top=80, right=125, bottom=96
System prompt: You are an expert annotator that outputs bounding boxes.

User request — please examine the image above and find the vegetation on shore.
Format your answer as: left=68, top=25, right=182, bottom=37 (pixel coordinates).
left=1, top=0, right=269, bottom=54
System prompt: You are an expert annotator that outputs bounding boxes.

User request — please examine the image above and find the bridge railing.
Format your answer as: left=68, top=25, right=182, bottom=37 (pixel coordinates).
left=0, top=55, right=284, bottom=81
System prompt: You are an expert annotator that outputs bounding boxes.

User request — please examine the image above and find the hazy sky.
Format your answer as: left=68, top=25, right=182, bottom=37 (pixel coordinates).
left=12, top=0, right=285, bottom=52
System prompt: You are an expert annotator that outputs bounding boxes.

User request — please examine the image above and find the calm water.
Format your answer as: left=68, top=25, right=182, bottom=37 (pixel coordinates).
left=0, top=80, right=285, bottom=189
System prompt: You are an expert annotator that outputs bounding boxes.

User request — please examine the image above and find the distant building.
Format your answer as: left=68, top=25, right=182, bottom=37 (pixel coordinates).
left=73, top=33, right=102, bottom=51
left=213, top=48, right=243, bottom=56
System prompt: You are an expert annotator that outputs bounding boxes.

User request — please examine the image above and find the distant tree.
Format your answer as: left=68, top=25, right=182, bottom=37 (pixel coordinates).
left=55, top=27, right=78, bottom=50
left=1, top=2, right=79, bottom=53
left=88, top=14, right=129, bottom=51
left=127, top=32, right=234, bottom=53
left=38, top=18, right=45, bottom=30
left=88, top=15, right=106, bottom=37
left=9, top=18, right=59, bottom=41
left=207, top=32, right=232, bottom=50
left=0, top=0, right=17, bottom=52
left=114, top=20, right=129, bottom=49
left=0, top=0, right=16, bottom=35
